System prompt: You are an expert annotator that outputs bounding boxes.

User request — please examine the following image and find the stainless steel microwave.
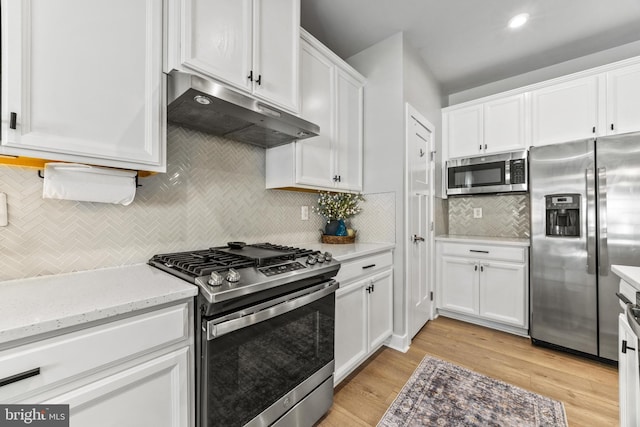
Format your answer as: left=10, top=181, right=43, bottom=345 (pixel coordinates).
left=446, top=150, right=528, bottom=196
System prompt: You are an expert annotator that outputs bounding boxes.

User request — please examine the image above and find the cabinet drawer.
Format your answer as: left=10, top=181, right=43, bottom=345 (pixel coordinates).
left=336, top=251, right=393, bottom=284
left=0, top=303, right=189, bottom=402
left=440, top=243, right=526, bottom=263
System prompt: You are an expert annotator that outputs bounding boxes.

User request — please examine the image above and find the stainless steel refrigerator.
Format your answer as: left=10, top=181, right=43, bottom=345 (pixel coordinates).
left=530, top=132, right=640, bottom=362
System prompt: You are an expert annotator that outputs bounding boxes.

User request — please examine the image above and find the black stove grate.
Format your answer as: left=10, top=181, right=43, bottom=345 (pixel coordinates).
left=149, top=243, right=317, bottom=279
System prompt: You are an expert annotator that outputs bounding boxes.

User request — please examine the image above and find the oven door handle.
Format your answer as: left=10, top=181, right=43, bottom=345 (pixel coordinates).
left=206, top=282, right=339, bottom=340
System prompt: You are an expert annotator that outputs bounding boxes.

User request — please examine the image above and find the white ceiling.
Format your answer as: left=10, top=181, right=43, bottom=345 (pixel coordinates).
left=300, top=0, right=640, bottom=95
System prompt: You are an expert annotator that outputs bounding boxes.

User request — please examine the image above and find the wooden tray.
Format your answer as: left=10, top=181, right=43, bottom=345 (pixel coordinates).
left=321, top=234, right=356, bottom=244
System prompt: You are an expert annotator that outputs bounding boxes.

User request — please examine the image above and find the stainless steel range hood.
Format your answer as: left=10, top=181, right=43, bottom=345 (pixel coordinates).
left=167, top=70, right=319, bottom=147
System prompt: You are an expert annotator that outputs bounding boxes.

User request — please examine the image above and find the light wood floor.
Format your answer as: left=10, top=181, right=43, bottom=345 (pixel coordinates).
left=317, top=316, right=619, bottom=426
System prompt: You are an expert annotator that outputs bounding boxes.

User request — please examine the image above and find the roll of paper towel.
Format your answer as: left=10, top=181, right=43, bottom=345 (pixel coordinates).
left=42, top=163, right=137, bottom=206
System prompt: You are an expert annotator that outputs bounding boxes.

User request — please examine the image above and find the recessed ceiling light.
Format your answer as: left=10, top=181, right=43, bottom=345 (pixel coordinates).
left=508, top=13, right=529, bottom=29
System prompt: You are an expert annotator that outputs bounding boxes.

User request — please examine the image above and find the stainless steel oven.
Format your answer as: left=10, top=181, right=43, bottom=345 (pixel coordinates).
left=446, top=150, right=528, bottom=195
left=202, top=281, right=336, bottom=427
left=149, top=243, right=340, bottom=427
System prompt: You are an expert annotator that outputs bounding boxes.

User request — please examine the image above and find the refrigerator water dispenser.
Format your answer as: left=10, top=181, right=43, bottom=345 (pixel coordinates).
left=545, top=194, right=580, bottom=237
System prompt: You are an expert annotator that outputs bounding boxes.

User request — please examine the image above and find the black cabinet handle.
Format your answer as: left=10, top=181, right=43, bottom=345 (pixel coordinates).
left=247, top=70, right=253, bottom=82
left=617, top=292, right=632, bottom=305
left=0, top=367, right=40, bottom=388
left=362, top=264, right=376, bottom=269
left=622, top=339, right=636, bottom=353
left=371, top=283, right=375, bottom=292
left=480, top=265, right=484, bottom=272
left=479, top=144, right=482, bottom=151
left=256, top=75, right=262, bottom=86
left=10, top=112, right=17, bottom=130
left=611, top=123, right=615, bottom=131
left=470, top=250, right=489, bottom=254
left=474, top=264, right=478, bottom=271
left=592, top=126, right=596, bottom=134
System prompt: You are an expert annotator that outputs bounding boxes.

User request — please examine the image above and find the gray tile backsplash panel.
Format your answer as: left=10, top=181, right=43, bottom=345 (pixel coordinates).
left=448, top=194, right=530, bottom=238
left=348, top=191, right=395, bottom=243
left=0, top=125, right=395, bottom=281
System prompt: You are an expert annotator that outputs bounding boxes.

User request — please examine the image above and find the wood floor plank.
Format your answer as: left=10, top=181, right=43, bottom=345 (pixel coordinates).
left=317, top=316, right=619, bottom=426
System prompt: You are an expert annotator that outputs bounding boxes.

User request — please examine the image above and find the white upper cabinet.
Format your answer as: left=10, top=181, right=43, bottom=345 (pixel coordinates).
left=531, top=75, right=601, bottom=147
left=444, top=94, right=527, bottom=159
left=606, top=62, right=640, bottom=135
left=266, top=29, right=364, bottom=192
left=294, top=39, right=334, bottom=188
left=483, top=94, right=528, bottom=153
left=444, top=104, right=483, bottom=159
left=334, top=69, right=364, bottom=191
left=1, top=0, right=166, bottom=172
left=174, top=0, right=300, bottom=113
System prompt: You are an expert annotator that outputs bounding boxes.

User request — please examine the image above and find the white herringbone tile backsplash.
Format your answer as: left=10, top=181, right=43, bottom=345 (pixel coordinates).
left=0, top=125, right=393, bottom=281
left=448, top=194, right=530, bottom=238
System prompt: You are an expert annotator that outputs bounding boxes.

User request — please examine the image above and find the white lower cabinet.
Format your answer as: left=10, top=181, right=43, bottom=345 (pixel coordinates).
left=334, top=250, right=393, bottom=385
left=437, top=240, right=529, bottom=335
left=0, top=301, right=193, bottom=426
left=618, top=312, right=640, bottom=427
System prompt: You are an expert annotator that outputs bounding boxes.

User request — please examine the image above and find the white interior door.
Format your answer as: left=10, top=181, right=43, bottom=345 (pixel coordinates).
left=406, top=104, right=435, bottom=339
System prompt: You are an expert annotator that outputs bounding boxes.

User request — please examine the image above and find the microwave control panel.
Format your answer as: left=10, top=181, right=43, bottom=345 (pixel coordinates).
left=510, top=159, right=526, bottom=184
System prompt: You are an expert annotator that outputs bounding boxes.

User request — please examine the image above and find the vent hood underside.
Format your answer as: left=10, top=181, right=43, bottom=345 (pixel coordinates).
left=167, top=70, right=319, bottom=148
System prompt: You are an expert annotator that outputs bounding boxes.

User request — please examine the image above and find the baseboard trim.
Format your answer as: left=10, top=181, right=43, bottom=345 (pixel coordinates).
left=385, top=333, right=410, bottom=353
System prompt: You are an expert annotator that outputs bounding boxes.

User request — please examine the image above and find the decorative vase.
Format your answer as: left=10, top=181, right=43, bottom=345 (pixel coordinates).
left=335, top=219, right=348, bottom=236
left=324, top=220, right=339, bottom=235
left=325, top=219, right=348, bottom=236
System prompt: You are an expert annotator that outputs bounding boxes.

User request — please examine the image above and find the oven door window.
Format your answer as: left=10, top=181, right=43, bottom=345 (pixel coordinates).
left=202, top=293, right=334, bottom=427
left=448, top=161, right=506, bottom=188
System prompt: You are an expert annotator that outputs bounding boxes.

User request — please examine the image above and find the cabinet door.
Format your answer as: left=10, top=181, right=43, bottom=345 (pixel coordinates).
left=1, top=0, right=165, bottom=170
left=445, top=105, right=483, bottom=159
left=367, top=269, right=393, bottom=351
left=478, top=261, right=526, bottom=327
left=618, top=314, right=640, bottom=427
left=252, top=0, right=300, bottom=112
left=531, top=76, right=600, bottom=147
left=295, top=41, right=334, bottom=188
left=41, top=348, right=191, bottom=427
left=483, top=94, right=527, bottom=154
left=180, top=0, right=253, bottom=92
left=440, top=256, right=478, bottom=315
left=334, top=69, right=364, bottom=192
left=606, top=63, right=640, bottom=135
left=334, top=281, right=367, bottom=384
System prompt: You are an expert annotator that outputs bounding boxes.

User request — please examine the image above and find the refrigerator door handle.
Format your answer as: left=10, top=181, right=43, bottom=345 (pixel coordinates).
left=586, top=168, right=597, bottom=274
left=597, top=167, right=610, bottom=275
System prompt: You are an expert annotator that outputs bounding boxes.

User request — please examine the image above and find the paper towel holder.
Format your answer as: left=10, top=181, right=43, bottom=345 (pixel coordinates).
left=37, top=169, right=143, bottom=187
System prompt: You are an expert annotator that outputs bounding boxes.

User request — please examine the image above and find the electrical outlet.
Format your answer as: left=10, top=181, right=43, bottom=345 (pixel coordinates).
left=473, top=207, right=482, bottom=219
left=301, top=205, right=309, bottom=221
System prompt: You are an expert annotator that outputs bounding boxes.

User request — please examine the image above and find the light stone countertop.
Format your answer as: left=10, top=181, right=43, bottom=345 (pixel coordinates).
left=612, top=265, right=640, bottom=292
left=300, top=242, right=396, bottom=261
left=0, top=264, right=197, bottom=347
left=435, top=234, right=530, bottom=247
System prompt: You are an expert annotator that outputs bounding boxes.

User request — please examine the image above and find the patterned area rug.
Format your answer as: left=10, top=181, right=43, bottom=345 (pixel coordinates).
left=377, top=355, right=568, bottom=427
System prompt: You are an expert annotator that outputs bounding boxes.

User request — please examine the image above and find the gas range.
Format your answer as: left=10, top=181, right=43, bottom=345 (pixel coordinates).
left=149, top=242, right=340, bottom=312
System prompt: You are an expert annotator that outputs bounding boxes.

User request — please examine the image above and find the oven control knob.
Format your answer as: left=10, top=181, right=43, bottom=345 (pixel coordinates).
left=306, top=255, right=317, bottom=265
left=324, top=252, right=333, bottom=262
left=226, top=268, right=241, bottom=283
left=316, top=253, right=325, bottom=263
left=208, top=271, right=224, bottom=287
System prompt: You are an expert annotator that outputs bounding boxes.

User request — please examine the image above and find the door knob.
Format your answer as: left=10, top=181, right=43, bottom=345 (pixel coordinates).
left=412, top=235, right=425, bottom=243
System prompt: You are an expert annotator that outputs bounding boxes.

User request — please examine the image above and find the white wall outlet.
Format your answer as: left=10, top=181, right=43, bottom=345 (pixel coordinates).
left=301, top=205, right=309, bottom=221
left=473, top=207, right=482, bottom=219
left=0, top=193, right=7, bottom=226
